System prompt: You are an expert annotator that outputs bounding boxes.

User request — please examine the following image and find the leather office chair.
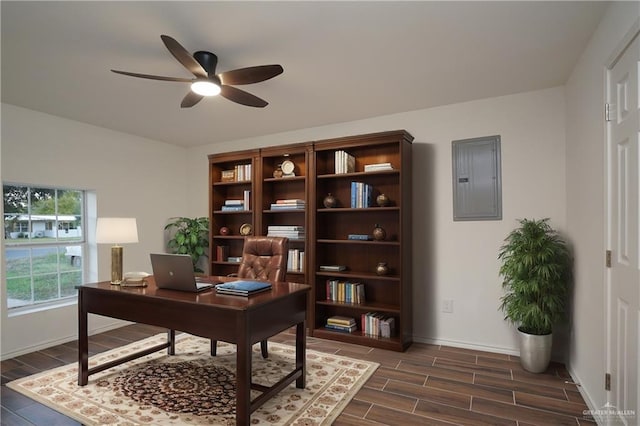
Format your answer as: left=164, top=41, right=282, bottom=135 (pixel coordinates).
left=212, top=236, right=289, bottom=358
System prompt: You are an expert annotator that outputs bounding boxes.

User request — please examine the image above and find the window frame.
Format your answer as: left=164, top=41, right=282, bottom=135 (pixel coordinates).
left=3, top=184, right=87, bottom=312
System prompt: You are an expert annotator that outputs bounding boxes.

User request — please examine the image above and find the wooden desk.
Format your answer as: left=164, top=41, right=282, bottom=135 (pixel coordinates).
left=77, top=276, right=310, bottom=425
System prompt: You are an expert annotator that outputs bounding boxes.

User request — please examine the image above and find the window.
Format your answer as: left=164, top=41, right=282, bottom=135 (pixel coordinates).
left=3, top=184, right=85, bottom=310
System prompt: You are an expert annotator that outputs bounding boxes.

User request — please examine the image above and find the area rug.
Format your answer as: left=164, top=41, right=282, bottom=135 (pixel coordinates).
left=7, top=333, right=378, bottom=425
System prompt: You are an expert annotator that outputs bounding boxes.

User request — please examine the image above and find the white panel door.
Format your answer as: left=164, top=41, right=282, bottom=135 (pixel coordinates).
left=607, top=32, right=640, bottom=425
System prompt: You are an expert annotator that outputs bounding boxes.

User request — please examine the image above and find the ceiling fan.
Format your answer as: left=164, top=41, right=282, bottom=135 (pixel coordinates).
left=111, top=35, right=283, bottom=108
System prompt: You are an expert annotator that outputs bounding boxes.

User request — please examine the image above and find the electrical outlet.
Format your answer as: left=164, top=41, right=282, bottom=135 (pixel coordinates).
left=442, top=299, right=454, bottom=313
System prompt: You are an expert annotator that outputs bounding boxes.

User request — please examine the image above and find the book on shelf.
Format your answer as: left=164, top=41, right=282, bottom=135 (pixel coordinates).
left=267, top=225, right=304, bottom=231
left=348, top=234, right=372, bottom=240
left=221, top=170, right=235, bottom=182
left=215, top=280, right=271, bottom=296
left=364, top=162, right=394, bottom=172
left=221, top=164, right=252, bottom=182
left=334, top=150, right=355, bottom=174
left=234, top=164, right=252, bottom=181
left=221, top=205, right=245, bottom=211
left=227, top=256, right=242, bottom=263
left=361, top=312, right=395, bottom=338
left=287, top=249, right=305, bottom=272
left=216, top=245, right=229, bottom=262
left=276, top=199, right=305, bottom=204
left=224, top=199, right=244, bottom=206
left=319, top=265, right=347, bottom=272
left=326, top=315, right=356, bottom=326
left=268, top=225, right=305, bottom=239
left=325, top=279, right=365, bottom=304
left=271, top=199, right=305, bottom=210
left=324, top=323, right=357, bottom=333
left=243, top=190, right=250, bottom=210
left=270, top=203, right=305, bottom=210
left=350, top=181, right=373, bottom=208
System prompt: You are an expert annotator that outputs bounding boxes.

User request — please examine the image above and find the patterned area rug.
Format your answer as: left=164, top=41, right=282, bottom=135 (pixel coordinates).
left=7, top=333, right=378, bottom=425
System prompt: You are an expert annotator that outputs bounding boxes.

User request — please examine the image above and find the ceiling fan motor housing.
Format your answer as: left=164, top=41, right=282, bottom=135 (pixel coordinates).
left=193, top=51, right=218, bottom=77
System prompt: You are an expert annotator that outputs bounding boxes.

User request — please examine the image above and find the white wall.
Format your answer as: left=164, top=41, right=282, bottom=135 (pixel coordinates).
left=187, top=86, right=567, bottom=355
left=565, top=2, right=639, bottom=412
left=1, top=104, right=189, bottom=358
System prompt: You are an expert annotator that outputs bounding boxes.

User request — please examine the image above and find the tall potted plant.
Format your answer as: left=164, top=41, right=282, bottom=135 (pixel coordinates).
left=164, top=217, right=210, bottom=273
left=498, top=218, right=571, bottom=373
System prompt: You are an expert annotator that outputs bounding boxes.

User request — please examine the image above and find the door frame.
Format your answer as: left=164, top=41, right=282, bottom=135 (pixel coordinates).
left=604, top=18, right=640, bottom=424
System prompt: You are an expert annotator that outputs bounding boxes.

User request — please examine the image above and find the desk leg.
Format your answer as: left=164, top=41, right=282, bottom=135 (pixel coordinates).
left=77, top=289, right=88, bottom=386
left=236, top=321, right=250, bottom=425
left=167, top=330, right=175, bottom=355
left=295, top=320, right=306, bottom=389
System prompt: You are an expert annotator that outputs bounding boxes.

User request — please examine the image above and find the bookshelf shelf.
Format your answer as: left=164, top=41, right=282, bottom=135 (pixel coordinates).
left=209, top=130, right=412, bottom=351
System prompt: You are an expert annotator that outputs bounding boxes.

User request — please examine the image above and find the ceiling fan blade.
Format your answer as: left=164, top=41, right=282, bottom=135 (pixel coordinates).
left=219, top=65, right=284, bottom=85
left=111, top=70, right=193, bottom=82
left=160, top=35, right=207, bottom=78
left=220, top=85, right=268, bottom=108
left=181, top=91, right=204, bottom=108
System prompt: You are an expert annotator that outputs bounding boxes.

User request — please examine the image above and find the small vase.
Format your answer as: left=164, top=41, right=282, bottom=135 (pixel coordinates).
left=372, top=224, right=386, bottom=241
left=219, top=226, right=230, bottom=236
left=323, top=193, right=337, bottom=208
left=375, top=262, right=389, bottom=276
left=376, top=193, right=390, bottom=207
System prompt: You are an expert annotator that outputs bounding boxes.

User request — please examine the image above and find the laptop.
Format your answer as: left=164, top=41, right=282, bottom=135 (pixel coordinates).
left=150, top=253, right=216, bottom=292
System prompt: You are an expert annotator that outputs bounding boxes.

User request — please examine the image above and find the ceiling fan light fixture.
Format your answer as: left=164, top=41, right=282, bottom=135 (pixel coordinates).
left=191, top=80, right=221, bottom=96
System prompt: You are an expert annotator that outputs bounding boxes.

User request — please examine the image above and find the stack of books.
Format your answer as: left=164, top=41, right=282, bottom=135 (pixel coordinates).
left=325, top=316, right=357, bottom=333
left=270, top=199, right=305, bottom=210
left=364, top=162, right=394, bottom=172
left=267, top=225, right=305, bottom=240
left=325, top=279, right=365, bottom=304
left=221, top=190, right=250, bottom=211
left=361, top=312, right=395, bottom=338
left=215, top=280, right=272, bottom=296
left=227, top=256, right=242, bottom=263
left=334, top=150, right=355, bottom=174
left=287, top=249, right=305, bottom=272
left=350, top=181, right=373, bottom=208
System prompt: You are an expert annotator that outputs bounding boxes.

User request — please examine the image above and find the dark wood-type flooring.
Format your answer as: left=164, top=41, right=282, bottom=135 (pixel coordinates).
left=1, top=324, right=594, bottom=425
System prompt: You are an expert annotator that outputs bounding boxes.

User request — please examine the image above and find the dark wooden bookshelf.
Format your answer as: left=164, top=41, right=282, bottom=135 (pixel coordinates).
left=208, top=130, right=412, bottom=351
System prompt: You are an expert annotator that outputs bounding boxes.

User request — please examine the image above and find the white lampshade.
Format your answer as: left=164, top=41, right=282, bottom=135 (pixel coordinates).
left=96, top=218, right=139, bottom=245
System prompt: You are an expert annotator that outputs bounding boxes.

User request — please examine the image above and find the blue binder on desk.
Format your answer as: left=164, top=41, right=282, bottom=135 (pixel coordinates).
left=215, top=280, right=272, bottom=296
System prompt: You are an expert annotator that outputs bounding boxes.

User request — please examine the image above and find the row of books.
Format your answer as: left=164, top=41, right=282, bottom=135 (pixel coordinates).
left=267, top=225, right=305, bottom=240
left=287, top=249, right=305, bottom=272
left=221, top=164, right=252, bottom=182
left=270, top=198, right=305, bottom=210
left=335, top=150, right=355, bottom=174
left=351, top=181, right=373, bottom=208
left=220, top=191, right=251, bottom=211
left=361, top=312, right=395, bottom=338
left=325, top=279, right=365, bottom=304
left=324, top=315, right=357, bottom=333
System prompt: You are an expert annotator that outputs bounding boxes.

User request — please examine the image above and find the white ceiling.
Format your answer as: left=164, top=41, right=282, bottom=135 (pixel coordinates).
left=1, top=1, right=608, bottom=148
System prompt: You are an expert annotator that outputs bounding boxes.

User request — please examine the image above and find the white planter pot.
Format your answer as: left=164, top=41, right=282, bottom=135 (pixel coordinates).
left=517, top=328, right=552, bottom=373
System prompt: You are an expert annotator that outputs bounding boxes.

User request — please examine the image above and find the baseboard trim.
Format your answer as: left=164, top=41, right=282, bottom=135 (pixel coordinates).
left=413, top=335, right=520, bottom=356
left=565, top=365, right=604, bottom=425
left=1, top=320, right=131, bottom=360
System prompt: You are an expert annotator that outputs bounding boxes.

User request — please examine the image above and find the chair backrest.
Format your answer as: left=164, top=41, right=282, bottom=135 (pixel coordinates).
left=237, top=236, right=289, bottom=282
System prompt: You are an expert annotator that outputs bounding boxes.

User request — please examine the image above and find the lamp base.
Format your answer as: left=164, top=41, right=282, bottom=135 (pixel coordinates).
left=110, top=246, right=123, bottom=285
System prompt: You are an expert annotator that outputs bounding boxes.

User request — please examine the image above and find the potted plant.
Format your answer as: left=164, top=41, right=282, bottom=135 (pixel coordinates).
left=498, top=218, right=571, bottom=373
left=164, top=217, right=210, bottom=273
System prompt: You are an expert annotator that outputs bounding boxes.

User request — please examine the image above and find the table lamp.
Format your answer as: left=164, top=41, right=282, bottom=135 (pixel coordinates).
left=96, top=217, right=139, bottom=284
